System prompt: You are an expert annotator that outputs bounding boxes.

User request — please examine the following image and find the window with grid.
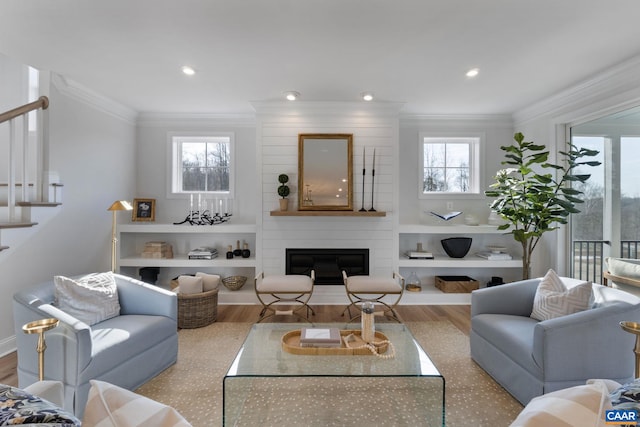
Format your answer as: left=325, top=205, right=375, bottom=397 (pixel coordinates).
left=170, top=134, right=234, bottom=195
left=419, top=135, right=481, bottom=196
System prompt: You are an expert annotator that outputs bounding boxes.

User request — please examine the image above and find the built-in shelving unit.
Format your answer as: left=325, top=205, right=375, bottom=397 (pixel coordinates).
left=116, top=223, right=258, bottom=304
left=398, top=223, right=522, bottom=304
left=270, top=210, right=386, bottom=217
left=398, top=224, right=521, bottom=268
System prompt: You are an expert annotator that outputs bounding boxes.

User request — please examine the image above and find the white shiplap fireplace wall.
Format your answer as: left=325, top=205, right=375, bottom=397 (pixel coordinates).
left=253, top=102, right=403, bottom=304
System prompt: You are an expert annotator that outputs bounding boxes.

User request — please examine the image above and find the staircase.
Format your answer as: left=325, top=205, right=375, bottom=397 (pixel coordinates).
left=0, top=96, right=62, bottom=251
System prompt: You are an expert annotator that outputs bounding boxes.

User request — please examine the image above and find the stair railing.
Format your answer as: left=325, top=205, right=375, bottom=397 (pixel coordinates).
left=0, top=96, right=49, bottom=221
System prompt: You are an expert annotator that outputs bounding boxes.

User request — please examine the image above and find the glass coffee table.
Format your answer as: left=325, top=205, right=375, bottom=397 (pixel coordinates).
left=223, top=322, right=444, bottom=426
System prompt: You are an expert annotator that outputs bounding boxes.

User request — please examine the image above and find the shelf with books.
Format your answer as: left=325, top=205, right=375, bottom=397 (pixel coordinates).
left=116, top=223, right=257, bottom=289
left=398, top=223, right=522, bottom=291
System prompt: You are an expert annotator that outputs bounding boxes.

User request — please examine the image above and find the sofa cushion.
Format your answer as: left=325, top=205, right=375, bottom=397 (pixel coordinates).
left=472, top=313, right=540, bottom=376
left=54, top=272, right=120, bottom=326
left=509, top=381, right=611, bottom=427
left=83, top=380, right=191, bottom=427
left=0, top=383, right=81, bottom=426
left=344, top=275, right=402, bottom=293
left=607, top=257, right=640, bottom=279
left=87, top=314, right=176, bottom=378
left=258, top=275, right=314, bottom=293
left=530, top=269, right=592, bottom=321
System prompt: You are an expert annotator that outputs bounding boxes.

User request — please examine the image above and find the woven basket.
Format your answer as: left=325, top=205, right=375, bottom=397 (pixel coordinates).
left=177, top=288, right=218, bottom=329
left=222, top=275, right=247, bottom=291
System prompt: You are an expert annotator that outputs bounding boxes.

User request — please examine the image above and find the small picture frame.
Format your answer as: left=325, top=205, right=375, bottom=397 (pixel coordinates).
left=132, top=198, right=155, bottom=222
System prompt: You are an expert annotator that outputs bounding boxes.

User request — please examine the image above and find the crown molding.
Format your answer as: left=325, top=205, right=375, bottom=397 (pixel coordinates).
left=513, top=54, right=640, bottom=126
left=399, top=113, right=513, bottom=128
left=51, top=73, right=138, bottom=124
left=136, top=112, right=256, bottom=128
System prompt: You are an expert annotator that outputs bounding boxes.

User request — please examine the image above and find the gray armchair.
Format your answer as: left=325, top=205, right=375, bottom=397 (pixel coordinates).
left=13, top=273, right=178, bottom=417
left=470, top=277, right=640, bottom=405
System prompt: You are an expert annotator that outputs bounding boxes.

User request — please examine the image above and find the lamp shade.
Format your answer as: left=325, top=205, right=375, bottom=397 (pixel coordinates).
left=108, top=200, right=133, bottom=211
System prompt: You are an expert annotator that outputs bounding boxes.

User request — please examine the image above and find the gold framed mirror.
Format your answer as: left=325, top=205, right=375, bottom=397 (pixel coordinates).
left=298, top=133, right=353, bottom=211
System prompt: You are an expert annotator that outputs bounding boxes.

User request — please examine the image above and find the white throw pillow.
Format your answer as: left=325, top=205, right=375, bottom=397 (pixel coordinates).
left=510, top=381, right=611, bottom=427
left=83, top=380, right=192, bottom=427
left=54, top=272, right=120, bottom=326
left=177, top=275, right=203, bottom=294
left=196, top=272, right=221, bottom=291
left=606, top=257, right=640, bottom=279
left=530, top=269, right=592, bottom=321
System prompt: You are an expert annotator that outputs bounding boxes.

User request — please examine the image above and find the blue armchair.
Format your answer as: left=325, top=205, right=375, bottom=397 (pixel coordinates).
left=13, top=273, right=178, bottom=417
left=470, top=277, right=640, bottom=405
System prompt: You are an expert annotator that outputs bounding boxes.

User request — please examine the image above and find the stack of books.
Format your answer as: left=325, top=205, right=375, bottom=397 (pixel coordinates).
left=188, top=247, right=218, bottom=260
left=476, top=251, right=513, bottom=260
left=299, top=327, right=342, bottom=348
left=406, top=251, right=434, bottom=259
left=142, top=241, right=173, bottom=259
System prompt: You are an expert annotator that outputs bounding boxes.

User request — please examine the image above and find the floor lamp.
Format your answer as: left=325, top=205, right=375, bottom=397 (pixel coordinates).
left=108, top=200, right=133, bottom=272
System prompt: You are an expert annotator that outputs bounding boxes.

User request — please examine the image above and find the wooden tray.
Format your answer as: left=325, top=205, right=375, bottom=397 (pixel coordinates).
left=282, top=329, right=389, bottom=355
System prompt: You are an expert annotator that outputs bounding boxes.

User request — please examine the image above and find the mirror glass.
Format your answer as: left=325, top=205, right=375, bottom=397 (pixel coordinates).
left=298, top=134, right=353, bottom=211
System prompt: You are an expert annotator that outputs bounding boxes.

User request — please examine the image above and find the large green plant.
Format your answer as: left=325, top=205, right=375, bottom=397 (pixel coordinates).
left=485, top=132, right=600, bottom=279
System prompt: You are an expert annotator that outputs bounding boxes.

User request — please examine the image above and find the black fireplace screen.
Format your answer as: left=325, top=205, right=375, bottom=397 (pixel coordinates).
left=286, top=248, right=369, bottom=285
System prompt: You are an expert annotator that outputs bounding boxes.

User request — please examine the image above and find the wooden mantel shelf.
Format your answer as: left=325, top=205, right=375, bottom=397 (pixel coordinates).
left=270, top=210, right=386, bottom=217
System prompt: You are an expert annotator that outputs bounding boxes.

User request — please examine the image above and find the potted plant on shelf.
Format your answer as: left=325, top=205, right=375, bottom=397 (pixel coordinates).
left=278, top=174, right=290, bottom=211
left=485, top=132, right=600, bottom=279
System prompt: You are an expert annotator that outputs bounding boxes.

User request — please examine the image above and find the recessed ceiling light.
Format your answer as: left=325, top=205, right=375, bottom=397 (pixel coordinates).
left=466, top=68, right=479, bottom=78
left=361, top=92, right=374, bottom=101
left=181, top=66, right=196, bottom=76
left=284, top=91, right=300, bottom=101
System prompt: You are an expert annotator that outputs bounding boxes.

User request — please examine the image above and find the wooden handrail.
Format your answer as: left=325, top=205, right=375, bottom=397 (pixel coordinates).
left=0, top=96, right=49, bottom=125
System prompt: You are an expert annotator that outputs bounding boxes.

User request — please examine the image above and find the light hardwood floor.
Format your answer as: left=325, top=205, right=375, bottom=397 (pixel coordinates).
left=0, top=304, right=470, bottom=388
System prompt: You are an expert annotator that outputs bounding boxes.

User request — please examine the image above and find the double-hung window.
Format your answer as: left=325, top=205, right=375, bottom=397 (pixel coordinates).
left=170, top=134, right=234, bottom=197
left=419, top=133, right=481, bottom=197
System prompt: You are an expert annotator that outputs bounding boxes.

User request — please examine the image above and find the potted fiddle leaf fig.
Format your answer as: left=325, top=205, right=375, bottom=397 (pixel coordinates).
left=278, top=174, right=290, bottom=211
left=485, top=132, right=600, bottom=279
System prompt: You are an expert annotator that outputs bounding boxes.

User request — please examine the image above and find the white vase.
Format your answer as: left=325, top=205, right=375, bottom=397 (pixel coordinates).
left=488, top=211, right=501, bottom=225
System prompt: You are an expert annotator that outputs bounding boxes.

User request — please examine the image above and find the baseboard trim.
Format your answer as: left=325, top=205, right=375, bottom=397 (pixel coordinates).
left=0, top=335, right=16, bottom=358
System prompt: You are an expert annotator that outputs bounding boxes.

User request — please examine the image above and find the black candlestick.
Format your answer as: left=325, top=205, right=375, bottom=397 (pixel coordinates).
left=369, top=148, right=376, bottom=212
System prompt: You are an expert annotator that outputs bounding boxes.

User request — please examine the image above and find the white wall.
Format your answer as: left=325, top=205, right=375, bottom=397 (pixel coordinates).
left=398, top=115, right=514, bottom=225
left=135, top=115, right=257, bottom=225
left=0, top=78, right=137, bottom=356
left=255, top=102, right=401, bottom=277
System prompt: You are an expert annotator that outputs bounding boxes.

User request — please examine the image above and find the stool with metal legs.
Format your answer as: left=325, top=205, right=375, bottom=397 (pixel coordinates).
left=255, top=271, right=315, bottom=323
left=341, top=271, right=404, bottom=322
left=22, top=318, right=59, bottom=381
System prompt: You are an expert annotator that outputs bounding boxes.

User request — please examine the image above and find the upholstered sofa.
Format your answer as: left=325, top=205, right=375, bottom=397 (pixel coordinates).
left=13, top=273, right=178, bottom=417
left=471, top=276, right=640, bottom=405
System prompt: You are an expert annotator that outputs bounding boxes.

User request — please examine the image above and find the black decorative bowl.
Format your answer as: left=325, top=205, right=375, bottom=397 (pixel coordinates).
left=441, top=237, right=472, bottom=258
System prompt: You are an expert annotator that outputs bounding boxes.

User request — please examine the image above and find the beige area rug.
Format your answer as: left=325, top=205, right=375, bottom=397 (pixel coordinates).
left=136, top=321, right=523, bottom=427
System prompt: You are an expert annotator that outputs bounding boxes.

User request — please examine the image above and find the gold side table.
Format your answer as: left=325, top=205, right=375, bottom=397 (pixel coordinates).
left=22, top=318, right=59, bottom=381
left=620, top=321, right=640, bottom=378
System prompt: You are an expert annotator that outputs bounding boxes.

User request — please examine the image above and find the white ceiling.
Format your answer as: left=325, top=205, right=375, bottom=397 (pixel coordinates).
left=2, top=0, right=640, bottom=116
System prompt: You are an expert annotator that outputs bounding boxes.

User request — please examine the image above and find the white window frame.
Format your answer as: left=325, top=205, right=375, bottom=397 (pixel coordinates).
left=418, top=132, right=483, bottom=199
left=167, top=132, right=235, bottom=199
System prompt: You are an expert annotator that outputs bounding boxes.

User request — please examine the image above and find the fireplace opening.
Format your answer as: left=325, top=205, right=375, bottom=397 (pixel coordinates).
left=286, top=248, right=369, bottom=285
